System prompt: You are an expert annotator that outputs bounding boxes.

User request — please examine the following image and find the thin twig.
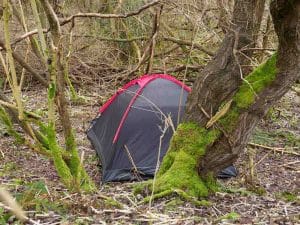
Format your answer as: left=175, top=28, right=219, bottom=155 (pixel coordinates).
left=124, top=145, right=144, bottom=181
left=248, top=142, right=300, bottom=156
left=163, top=36, right=214, bottom=56
left=12, top=28, right=47, bottom=45
left=0, top=149, right=4, bottom=158
left=149, top=115, right=171, bottom=208
left=153, top=64, right=203, bottom=73
left=231, top=28, right=258, bottom=98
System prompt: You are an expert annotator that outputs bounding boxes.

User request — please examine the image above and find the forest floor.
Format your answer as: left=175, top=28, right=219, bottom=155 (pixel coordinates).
left=0, top=83, right=299, bottom=225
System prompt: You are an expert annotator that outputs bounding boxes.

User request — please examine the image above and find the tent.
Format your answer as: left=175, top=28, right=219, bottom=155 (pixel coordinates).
left=87, top=74, right=237, bottom=182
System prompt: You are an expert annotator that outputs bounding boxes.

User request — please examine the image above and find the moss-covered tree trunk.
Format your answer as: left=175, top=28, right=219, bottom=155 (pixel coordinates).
left=148, top=0, right=299, bottom=199
left=198, top=0, right=300, bottom=177
left=39, top=0, right=95, bottom=191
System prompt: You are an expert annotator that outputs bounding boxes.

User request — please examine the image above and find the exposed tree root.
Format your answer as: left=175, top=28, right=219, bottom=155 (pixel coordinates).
left=141, top=189, right=211, bottom=207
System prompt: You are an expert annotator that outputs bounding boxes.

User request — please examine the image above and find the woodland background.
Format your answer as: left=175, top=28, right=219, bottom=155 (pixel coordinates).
left=0, top=0, right=299, bottom=224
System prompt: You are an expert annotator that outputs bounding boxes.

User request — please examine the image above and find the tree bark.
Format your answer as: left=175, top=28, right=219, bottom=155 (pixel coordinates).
left=184, top=0, right=258, bottom=125
left=141, top=0, right=267, bottom=200
left=136, top=0, right=298, bottom=201
left=199, top=0, right=300, bottom=176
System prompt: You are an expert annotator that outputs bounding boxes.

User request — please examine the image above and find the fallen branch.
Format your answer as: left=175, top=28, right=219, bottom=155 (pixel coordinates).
left=248, top=142, right=300, bottom=156
left=283, top=161, right=300, bottom=171
left=283, top=165, right=299, bottom=171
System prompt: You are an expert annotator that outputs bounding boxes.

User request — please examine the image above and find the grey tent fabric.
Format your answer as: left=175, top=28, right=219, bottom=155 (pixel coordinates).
left=87, top=74, right=237, bottom=182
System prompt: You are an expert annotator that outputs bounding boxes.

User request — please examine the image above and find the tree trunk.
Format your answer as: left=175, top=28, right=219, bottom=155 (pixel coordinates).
left=143, top=0, right=299, bottom=201
left=199, top=0, right=300, bottom=177
left=139, top=0, right=259, bottom=200
left=184, top=0, right=257, bottom=125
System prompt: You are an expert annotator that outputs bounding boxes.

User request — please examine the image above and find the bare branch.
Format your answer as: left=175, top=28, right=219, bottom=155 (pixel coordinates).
left=0, top=99, right=41, bottom=119
left=163, top=36, right=214, bottom=56
left=12, top=28, right=47, bottom=45
left=60, top=0, right=161, bottom=26
left=154, top=64, right=203, bottom=73
left=146, top=5, right=163, bottom=74
left=0, top=40, right=48, bottom=87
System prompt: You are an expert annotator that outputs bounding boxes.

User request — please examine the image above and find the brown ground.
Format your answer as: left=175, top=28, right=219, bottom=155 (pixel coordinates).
left=0, top=84, right=299, bottom=225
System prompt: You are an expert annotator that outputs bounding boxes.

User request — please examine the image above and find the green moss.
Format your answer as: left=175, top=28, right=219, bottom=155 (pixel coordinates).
left=219, top=212, right=240, bottom=221
left=221, top=187, right=252, bottom=196
left=154, top=150, right=208, bottom=197
left=164, top=198, right=184, bottom=209
left=135, top=54, right=278, bottom=203
left=48, top=82, right=56, bottom=100
left=203, top=172, right=219, bottom=193
left=133, top=182, right=145, bottom=195
left=248, top=185, right=266, bottom=196
left=65, top=132, right=80, bottom=179
left=218, top=107, right=240, bottom=132
left=277, top=191, right=299, bottom=203
left=15, top=181, right=66, bottom=213
left=104, top=197, right=123, bottom=209
left=142, top=189, right=173, bottom=203
left=157, top=151, right=176, bottom=176
left=65, top=132, right=96, bottom=192
left=220, top=54, right=277, bottom=131
left=36, top=121, right=51, bottom=149
left=235, top=54, right=277, bottom=108
left=145, top=123, right=220, bottom=199
left=0, top=107, right=24, bottom=144
left=174, top=189, right=212, bottom=207
left=46, top=123, right=73, bottom=188
left=77, top=168, right=96, bottom=192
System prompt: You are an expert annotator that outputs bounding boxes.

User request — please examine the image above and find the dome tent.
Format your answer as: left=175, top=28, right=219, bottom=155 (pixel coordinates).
left=87, top=74, right=237, bottom=182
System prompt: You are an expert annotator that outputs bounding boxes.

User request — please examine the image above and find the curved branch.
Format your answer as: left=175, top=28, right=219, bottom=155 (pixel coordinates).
left=60, top=0, right=161, bottom=26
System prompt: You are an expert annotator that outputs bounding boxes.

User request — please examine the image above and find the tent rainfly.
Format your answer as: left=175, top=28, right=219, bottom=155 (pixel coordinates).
left=87, top=74, right=237, bottom=182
